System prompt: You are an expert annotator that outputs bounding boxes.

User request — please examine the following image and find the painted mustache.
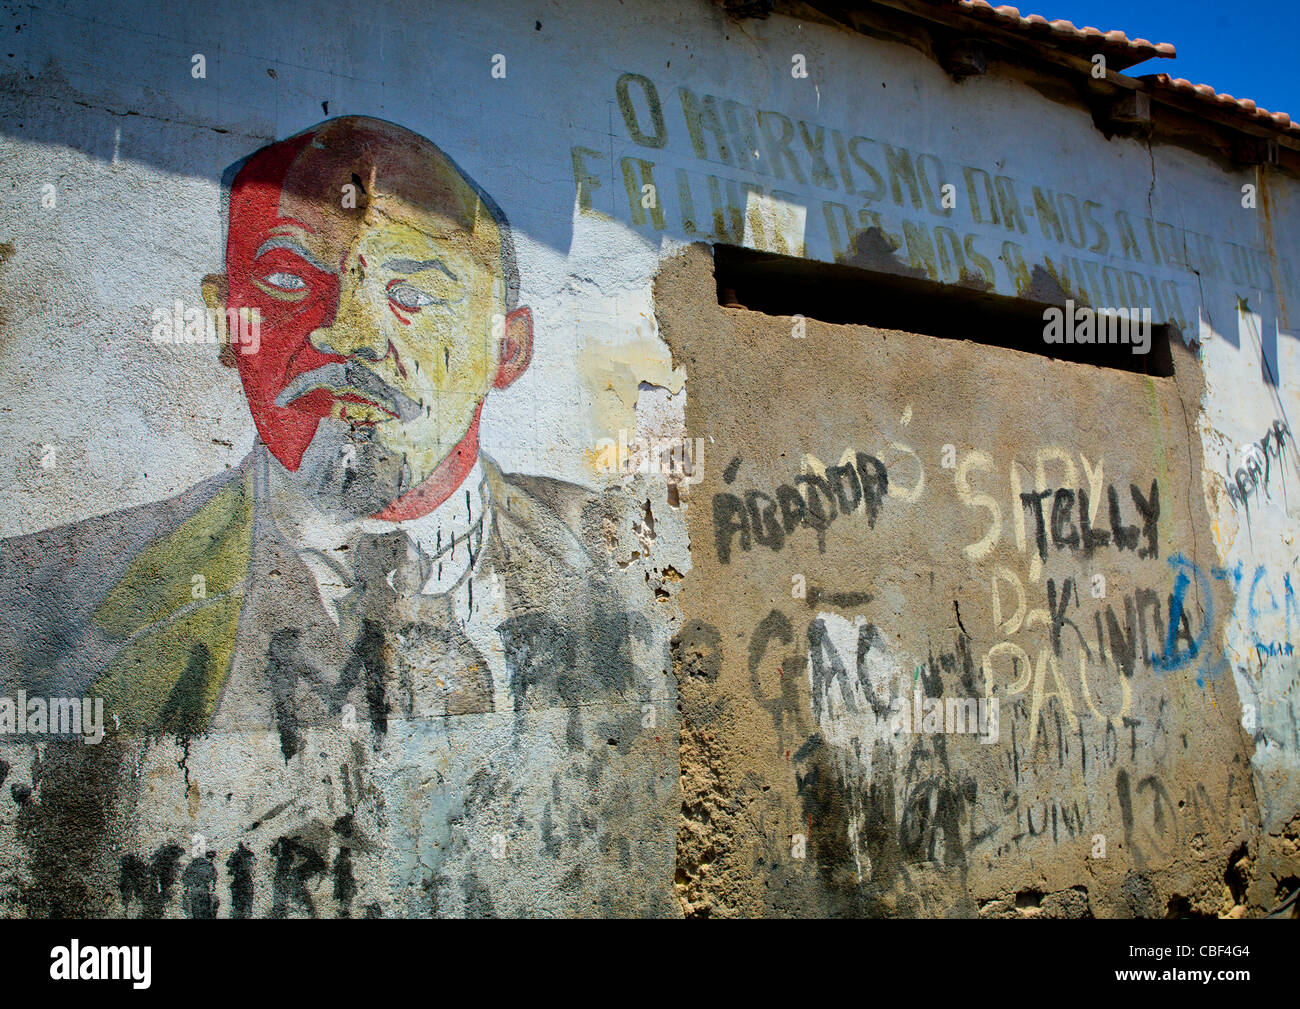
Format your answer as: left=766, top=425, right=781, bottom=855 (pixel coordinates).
left=274, top=361, right=422, bottom=421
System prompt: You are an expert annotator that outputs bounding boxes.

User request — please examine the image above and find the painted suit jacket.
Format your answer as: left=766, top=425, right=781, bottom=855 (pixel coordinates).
left=0, top=448, right=631, bottom=729
left=0, top=447, right=677, bottom=918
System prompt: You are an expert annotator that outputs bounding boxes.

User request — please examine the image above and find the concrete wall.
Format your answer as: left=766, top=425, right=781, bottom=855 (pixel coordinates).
left=0, top=0, right=1296, bottom=916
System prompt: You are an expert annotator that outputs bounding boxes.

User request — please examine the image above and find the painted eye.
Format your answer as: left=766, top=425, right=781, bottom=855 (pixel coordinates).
left=388, top=283, right=439, bottom=310
left=263, top=272, right=306, bottom=291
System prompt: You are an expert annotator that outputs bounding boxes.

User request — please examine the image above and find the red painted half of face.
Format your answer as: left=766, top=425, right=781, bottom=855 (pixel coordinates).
left=226, top=131, right=347, bottom=471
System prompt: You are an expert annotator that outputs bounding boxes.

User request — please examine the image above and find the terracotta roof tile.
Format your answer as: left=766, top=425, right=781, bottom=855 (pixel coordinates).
left=1142, top=73, right=1300, bottom=136
left=954, top=0, right=1177, bottom=59
left=947, top=1, right=1295, bottom=140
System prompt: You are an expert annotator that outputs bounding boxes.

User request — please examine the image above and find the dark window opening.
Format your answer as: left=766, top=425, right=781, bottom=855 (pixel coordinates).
left=714, top=244, right=1175, bottom=377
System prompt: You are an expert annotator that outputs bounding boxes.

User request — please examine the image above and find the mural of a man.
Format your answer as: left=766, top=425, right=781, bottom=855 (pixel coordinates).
left=0, top=117, right=671, bottom=917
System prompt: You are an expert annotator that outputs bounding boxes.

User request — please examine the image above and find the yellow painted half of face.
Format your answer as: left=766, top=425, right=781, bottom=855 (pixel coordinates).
left=295, top=139, right=508, bottom=487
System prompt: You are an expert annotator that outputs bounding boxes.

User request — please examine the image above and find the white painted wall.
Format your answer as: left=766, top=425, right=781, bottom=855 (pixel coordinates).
left=1, top=0, right=1296, bottom=891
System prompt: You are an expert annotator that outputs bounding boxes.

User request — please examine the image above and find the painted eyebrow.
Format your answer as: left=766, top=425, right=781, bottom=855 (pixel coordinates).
left=253, top=236, right=335, bottom=274
left=268, top=217, right=315, bottom=234
left=381, top=258, right=458, bottom=280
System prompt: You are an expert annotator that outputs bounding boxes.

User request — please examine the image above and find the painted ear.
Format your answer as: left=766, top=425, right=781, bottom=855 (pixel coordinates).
left=201, top=273, right=237, bottom=368
left=493, top=306, right=533, bottom=388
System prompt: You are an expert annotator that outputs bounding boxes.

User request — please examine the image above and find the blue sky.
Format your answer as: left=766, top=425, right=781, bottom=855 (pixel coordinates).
left=1031, top=1, right=1298, bottom=117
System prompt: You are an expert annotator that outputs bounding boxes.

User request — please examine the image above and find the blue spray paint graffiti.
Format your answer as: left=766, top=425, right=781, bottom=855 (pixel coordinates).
left=1153, top=553, right=1214, bottom=680
left=1152, top=554, right=1297, bottom=686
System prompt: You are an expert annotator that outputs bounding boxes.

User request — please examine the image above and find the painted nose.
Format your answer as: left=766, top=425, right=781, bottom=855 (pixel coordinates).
left=309, top=261, right=386, bottom=361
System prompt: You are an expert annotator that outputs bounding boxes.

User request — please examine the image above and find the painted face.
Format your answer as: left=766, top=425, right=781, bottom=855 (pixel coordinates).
left=222, top=118, right=518, bottom=517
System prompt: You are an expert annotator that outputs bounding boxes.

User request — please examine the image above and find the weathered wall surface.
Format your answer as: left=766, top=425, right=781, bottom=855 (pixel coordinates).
left=0, top=0, right=1296, bottom=916
left=664, top=245, right=1256, bottom=917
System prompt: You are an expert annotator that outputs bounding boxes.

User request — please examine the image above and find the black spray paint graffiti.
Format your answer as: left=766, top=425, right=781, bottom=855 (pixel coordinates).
left=1020, top=479, right=1159, bottom=562
left=743, top=609, right=987, bottom=910
left=1045, top=575, right=1175, bottom=677
left=713, top=453, right=889, bottom=563
left=1226, top=420, right=1291, bottom=515
left=261, top=605, right=644, bottom=757
left=119, top=844, right=185, bottom=918
left=1115, top=766, right=1242, bottom=872
left=117, top=820, right=376, bottom=919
